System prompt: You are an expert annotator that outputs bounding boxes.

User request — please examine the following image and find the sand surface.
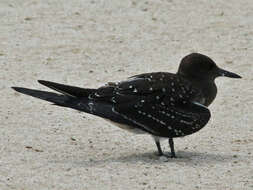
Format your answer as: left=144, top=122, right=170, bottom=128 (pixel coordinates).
left=1, top=0, right=253, bottom=189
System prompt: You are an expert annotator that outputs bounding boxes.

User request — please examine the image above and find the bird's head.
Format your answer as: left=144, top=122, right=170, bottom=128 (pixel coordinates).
left=177, top=53, right=242, bottom=81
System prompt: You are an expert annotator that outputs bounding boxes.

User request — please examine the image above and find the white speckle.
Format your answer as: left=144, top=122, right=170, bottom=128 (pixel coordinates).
left=147, top=114, right=151, bottom=118
left=180, top=120, right=193, bottom=125
left=94, top=92, right=100, bottom=97
left=170, top=97, right=174, bottom=101
left=150, top=75, right=153, bottom=78
left=171, top=82, right=174, bottom=86
left=138, top=111, right=147, bottom=116
left=152, top=106, right=155, bottom=109
left=156, top=96, right=160, bottom=100
left=141, top=100, right=145, bottom=103
left=179, top=94, right=183, bottom=98
left=88, top=102, right=95, bottom=113
left=167, top=126, right=172, bottom=130
left=161, top=102, right=165, bottom=105
left=149, top=87, right=153, bottom=91
left=160, top=121, right=166, bottom=125
left=88, top=94, right=93, bottom=99
left=172, top=88, right=175, bottom=92
left=129, top=85, right=133, bottom=88
left=133, top=88, right=138, bottom=93
left=162, top=88, right=166, bottom=92
left=160, top=78, right=163, bottom=81
left=171, top=115, right=175, bottom=119
left=111, top=97, right=116, bottom=103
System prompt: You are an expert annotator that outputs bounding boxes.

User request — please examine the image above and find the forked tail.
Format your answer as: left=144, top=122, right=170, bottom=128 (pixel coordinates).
left=37, top=80, right=96, bottom=98
left=12, top=81, right=129, bottom=123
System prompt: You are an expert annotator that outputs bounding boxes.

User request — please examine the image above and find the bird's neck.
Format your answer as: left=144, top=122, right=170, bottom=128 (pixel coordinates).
left=181, top=75, right=217, bottom=106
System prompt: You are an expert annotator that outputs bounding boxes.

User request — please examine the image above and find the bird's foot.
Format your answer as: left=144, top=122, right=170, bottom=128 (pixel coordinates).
left=170, top=152, right=177, bottom=158
left=156, top=152, right=177, bottom=162
left=155, top=151, right=168, bottom=161
left=156, top=151, right=163, bottom=157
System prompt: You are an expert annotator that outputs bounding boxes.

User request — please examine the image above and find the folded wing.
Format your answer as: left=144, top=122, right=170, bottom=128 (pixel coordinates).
left=103, top=72, right=210, bottom=137
left=35, top=72, right=210, bottom=138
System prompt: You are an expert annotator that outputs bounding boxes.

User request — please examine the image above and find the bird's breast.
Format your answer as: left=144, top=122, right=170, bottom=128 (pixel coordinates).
left=191, top=81, right=217, bottom=107
left=194, top=97, right=206, bottom=106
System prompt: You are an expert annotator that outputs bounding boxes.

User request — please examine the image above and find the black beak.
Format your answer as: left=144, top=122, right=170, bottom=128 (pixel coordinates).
left=218, top=68, right=242, bottom=79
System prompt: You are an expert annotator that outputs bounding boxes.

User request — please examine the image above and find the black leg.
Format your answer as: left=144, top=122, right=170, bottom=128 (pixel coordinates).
left=155, top=140, right=163, bottom=156
left=169, top=138, right=176, bottom=158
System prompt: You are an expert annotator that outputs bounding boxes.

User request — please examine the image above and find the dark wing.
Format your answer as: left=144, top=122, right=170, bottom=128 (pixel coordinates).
left=35, top=72, right=210, bottom=138
left=113, top=100, right=210, bottom=137
left=91, top=72, right=210, bottom=137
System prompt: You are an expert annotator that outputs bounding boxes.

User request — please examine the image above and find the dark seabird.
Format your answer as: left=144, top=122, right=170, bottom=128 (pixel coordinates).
left=12, top=53, right=241, bottom=158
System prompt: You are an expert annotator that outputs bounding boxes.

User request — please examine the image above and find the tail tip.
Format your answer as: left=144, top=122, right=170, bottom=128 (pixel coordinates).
left=38, top=80, right=46, bottom=85
left=11, top=86, right=21, bottom=92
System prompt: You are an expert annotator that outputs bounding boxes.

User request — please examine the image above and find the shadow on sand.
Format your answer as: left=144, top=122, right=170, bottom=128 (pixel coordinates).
left=54, top=150, right=244, bottom=168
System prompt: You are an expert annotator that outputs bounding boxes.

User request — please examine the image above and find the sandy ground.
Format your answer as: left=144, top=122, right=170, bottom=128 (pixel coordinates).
left=1, top=0, right=253, bottom=189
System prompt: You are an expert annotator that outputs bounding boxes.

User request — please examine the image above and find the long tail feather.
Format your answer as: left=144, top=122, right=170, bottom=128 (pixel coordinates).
left=11, top=87, right=104, bottom=115
left=38, top=80, right=95, bottom=97
left=11, top=87, right=130, bottom=124
left=12, top=87, right=69, bottom=104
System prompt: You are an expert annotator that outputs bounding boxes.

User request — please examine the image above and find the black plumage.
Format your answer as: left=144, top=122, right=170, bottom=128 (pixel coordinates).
left=12, top=53, right=241, bottom=158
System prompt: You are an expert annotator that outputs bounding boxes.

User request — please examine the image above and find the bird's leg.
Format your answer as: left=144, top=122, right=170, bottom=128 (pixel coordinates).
left=155, top=140, right=163, bottom=156
left=169, top=138, right=176, bottom=158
